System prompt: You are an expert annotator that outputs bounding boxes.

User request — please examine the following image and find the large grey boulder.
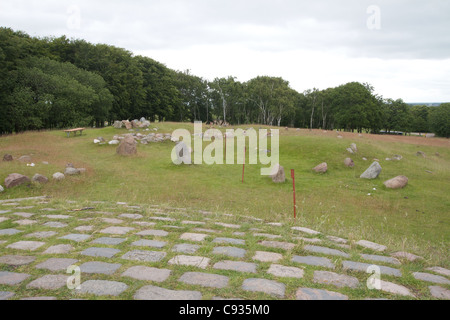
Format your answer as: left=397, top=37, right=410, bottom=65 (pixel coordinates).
left=270, top=164, right=286, bottom=183
left=113, top=121, right=123, bottom=129
left=4, top=173, right=31, bottom=188
left=117, top=135, right=137, bottom=156
left=32, top=174, right=49, bottom=184
left=384, top=176, right=408, bottom=189
left=360, top=162, right=382, bottom=179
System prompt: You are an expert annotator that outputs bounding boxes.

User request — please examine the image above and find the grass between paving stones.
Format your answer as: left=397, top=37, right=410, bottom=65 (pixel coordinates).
left=0, top=194, right=448, bottom=300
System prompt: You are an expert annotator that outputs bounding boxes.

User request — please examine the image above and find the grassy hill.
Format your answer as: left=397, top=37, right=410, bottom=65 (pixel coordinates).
left=0, top=123, right=449, bottom=266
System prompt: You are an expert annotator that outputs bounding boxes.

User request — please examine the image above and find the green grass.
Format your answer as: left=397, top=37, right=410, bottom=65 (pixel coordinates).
left=0, top=123, right=449, bottom=267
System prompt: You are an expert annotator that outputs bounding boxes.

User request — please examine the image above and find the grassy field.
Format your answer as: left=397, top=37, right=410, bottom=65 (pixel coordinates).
left=0, top=123, right=449, bottom=266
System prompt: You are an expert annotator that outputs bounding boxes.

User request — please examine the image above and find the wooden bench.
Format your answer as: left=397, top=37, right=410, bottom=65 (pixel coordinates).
left=64, top=128, right=85, bottom=138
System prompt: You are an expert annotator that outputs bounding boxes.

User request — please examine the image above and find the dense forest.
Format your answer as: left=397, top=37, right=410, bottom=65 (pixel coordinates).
left=0, top=28, right=449, bottom=137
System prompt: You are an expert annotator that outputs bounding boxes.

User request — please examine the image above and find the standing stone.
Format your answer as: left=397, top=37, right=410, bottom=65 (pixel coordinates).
left=270, top=164, right=286, bottom=183
left=122, top=120, right=132, bottom=130
left=350, top=143, right=358, bottom=153
left=384, top=176, right=408, bottom=189
left=113, top=121, right=123, bottom=129
left=360, top=162, right=382, bottom=179
left=3, top=154, right=13, bottom=162
left=344, top=158, right=355, bottom=168
left=313, top=163, right=328, bottom=173
left=32, top=174, right=49, bottom=184
left=4, top=173, right=31, bottom=188
left=117, top=135, right=137, bottom=156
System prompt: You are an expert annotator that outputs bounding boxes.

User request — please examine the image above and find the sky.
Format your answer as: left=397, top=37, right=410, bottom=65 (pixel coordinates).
left=1, top=0, right=449, bottom=102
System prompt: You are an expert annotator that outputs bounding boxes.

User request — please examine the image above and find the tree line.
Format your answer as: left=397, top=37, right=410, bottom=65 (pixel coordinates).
left=1, top=28, right=448, bottom=137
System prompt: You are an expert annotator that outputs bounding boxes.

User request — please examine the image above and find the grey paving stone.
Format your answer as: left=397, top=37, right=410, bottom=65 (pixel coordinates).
left=313, top=271, right=360, bottom=288
left=356, top=240, right=387, bottom=252
left=74, top=226, right=93, bottom=232
left=43, top=244, right=74, bottom=254
left=168, top=255, right=210, bottom=269
left=78, top=280, right=128, bottom=296
left=91, top=237, right=127, bottom=245
left=267, top=264, right=304, bottom=279
left=172, top=243, right=200, bottom=254
left=267, top=222, right=283, bottom=227
left=0, top=291, right=15, bottom=300
left=259, top=241, right=296, bottom=251
left=134, top=285, right=202, bottom=300
left=36, top=258, right=79, bottom=271
left=180, top=233, right=208, bottom=242
left=213, top=246, right=247, bottom=258
left=0, top=271, right=30, bottom=285
left=0, top=218, right=9, bottom=223
left=326, top=236, right=348, bottom=244
left=44, top=215, right=71, bottom=220
left=133, top=221, right=157, bottom=227
left=101, top=218, right=124, bottom=224
left=253, top=251, right=283, bottom=263
left=253, top=233, right=282, bottom=239
left=13, top=212, right=34, bottom=218
left=342, top=261, right=402, bottom=277
left=296, top=288, right=349, bottom=300
left=0, top=229, right=22, bottom=236
left=378, top=280, right=415, bottom=297
left=59, top=234, right=91, bottom=242
left=14, top=219, right=37, bottom=226
left=295, top=237, right=323, bottom=244
left=215, top=222, right=241, bottom=229
left=0, top=255, right=36, bottom=266
left=6, top=241, right=46, bottom=251
left=242, top=278, right=285, bottom=298
left=79, top=262, right=122, bottom=275
left=149, top=216, right=176, bottom=222
left=0, top=210, right=11, bottom=214
left=429, top=286, right=450, bottom=299
left=122, top=266, right=171, bottom=282
left=100, top=226, right=135, bottom=235
left=27, top=275, right=69, bottom=290
left=413, top=272, right=450, bottom=285
left=193, top=228, right=220, bottom=234
left=361, top=254, right=401, bottom=265
left=119, top=213, right=143, bottom=220
left=292, top=227, right=321, bottom=235
left=81, top=247, right=121, bottom=258
left=136, top=229, right=169, bottom=237
left=43, top=222, right=68, bottom=228
left=132, top=239, right=167, bottom=248
left=292, top=256, right=335, bottom=269
left=121, top=250, right=166, bottom=262
left=25, top=231, right=57, bottom=239
left=20, top=297, right=58, bottom=300
left=426, top=267, right=450, bottom=277
left=182, top=220, right=206, bottom=226
left=213, top=260, right=257, bottom=273
left=391, top=251, right=423, bottom=262
left=179, top=272, right=229, bottom=288
left=304, top=245, right=350, bottom=258
left=213, top=237, right=245, bottom=245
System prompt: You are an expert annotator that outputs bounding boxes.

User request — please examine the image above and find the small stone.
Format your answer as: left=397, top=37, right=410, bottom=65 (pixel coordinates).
left=384, top=176, right=409, bottom=189
left=313, top=163, right=328, bottom=173
left=136, top=230, right=169, bottom=237
left=101, top=218, right=124, bottom=224
left=45, top=215, right=71, bottom=219
left=391, top=251, right=423, bottom=262
left=21, top=297, right=58, bottom=300
left=0, top=292, right=15, bottom=300
left=361, top=254, right=401, bottom=265
left=426, top=267, right=450, bottom=277
left=313, top=271, right=360, bottom=288
left=134, top=285, right=202, bottom=300
left=122, top=266, right=171, bottom=282
left=74, top=226, right=93, bottom=232
left=304, top=245, right=350, bottom=258
left=292, top=256, right=335, bottom=269
left=267, top=264, right=304, bottom=279
left=253, top=233, right=281, bottom=239
left=79, top=280, right=128, bottom=296
left=43, top=222, right=68, bottom=228
left=43, top=244, right=74, bottom=254
left=4, top=173, right=31, bottom=188
left=378, top=280, right=415, bottom=297
left=342, top=261, right=402, bottom=277
left=213, top=237, right=245, bottom=245
left=356, top=240, right=387, bottom=252
left=360, top=162, right=382, bottom=179
left=2, top=154, right=13, bottom=162
left=182, top=220, right=206, bottom=226
left=296, top=288, right=348, bottom=300
left=36, top=258, right=78, bottom=271
left=172, top=243, right=200, bottom=254
left=180, top=233, right=208, bottom=242
left=413, top=272, right=450, bottom=285
left=80, top=262, right=122, bottom=275
left=292, top=227, right=321, bottom=235
left=215, top=222, right=241, bottom=229
left=14, top=219, right=37, bottom=226
left=344, top=158, right=355, bottom=168
left=0, top=228, right=22, bottom=235
left=6, top=241, right=46, bottom=251
left=213, top=260, right=257, bottom=273
left=242, top=278, right=285, bottom=298
left=59, top=234, right=91, bottom=242
left=13, top=212, right=34, bottom=218
left=179, top=272, right=229, bottom=288
left=81, top=247, right=121, bottom=258
left=65, top=167, right=81, bottom=175
left=32, top=174, right=48, bottom=184
left=213, top=247, right=247, bottom=258
left=259, top=241, right=296, bottom=251
left=121, top=250, right=166, bottom=262
left=100, top=226, right=135, bottom=235
left=91, top=237, right=126, bottom=245
left=52, top=173, right=65, bottom=181
left=132, top=239, right=167, bottom=248
left=326, top=236, right=348, bottom=244
left=168, top=255, right=210, bottom=269
left=0, top=255, right=36, bottom=266
left=253, top=251, right=283, bottom=262
left=27, top=275, right=69, bottom=290
left=429, top=286, right=450, bottom=299
left=0, top=271, right=30, bottom=285
left=119, top=213, right=143, bottom=220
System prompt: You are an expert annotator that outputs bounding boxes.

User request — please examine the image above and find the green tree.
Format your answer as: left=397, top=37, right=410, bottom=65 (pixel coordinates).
left=429, top=103, right=450, bottom=138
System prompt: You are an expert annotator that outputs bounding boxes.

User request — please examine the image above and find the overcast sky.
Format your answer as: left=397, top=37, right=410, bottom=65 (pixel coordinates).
left=1, top=0, right=449, bottom=102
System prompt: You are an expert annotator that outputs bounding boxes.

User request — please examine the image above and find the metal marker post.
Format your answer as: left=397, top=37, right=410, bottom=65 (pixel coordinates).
left=291, top=169, right=296, bottom=219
